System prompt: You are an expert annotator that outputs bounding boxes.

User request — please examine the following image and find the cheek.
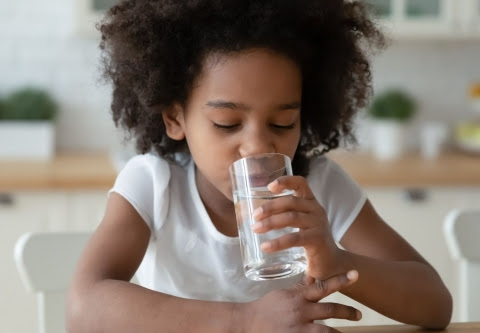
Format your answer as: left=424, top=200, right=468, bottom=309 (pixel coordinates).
left=194, top=145, right=234, bottom=194
left=286, top=129, right=301, bottom=154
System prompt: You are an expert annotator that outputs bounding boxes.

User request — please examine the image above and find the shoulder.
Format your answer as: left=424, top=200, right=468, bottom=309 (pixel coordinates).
left=111, top=153, right=173, bottom=205
left=110, top=153, right=183, bottom=229
left=306, top=154, right=367, bottom=241
left=114, top=153, right=192, bottom=193
left=120, top=153, right=171, bottom=174
left=306, top=154, right=346, bottom=183
left=306, top=153, right=364, bottom=195
left=117, top=152, right=190, bottom=184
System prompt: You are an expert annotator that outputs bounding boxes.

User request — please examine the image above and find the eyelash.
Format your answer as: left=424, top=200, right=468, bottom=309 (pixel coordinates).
left=213, top=123, right=238, bottom=130
left=212, top=123, right=296, bottom=131
left=272, top=123, right=296, bottom=130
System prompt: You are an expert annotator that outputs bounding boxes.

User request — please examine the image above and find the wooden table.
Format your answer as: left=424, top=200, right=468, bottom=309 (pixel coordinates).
left=337, top=322, right=480, bottom=332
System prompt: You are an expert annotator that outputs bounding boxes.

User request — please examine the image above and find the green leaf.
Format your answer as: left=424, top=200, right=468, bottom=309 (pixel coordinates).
left=0, top=87, right=58, bottom=121
left=368, top=89, right=416, bottom=122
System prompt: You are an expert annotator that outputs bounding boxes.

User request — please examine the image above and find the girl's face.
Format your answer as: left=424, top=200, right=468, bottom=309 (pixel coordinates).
left=165, top=48, right=302, bottom=202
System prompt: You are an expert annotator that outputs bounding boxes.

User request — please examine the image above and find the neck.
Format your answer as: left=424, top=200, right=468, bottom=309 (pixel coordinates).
left=194, top=167, right=238, bottom=237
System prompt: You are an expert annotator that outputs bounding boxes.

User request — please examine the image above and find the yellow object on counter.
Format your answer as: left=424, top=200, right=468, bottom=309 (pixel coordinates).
left=469, top=82, right=480, bottom=98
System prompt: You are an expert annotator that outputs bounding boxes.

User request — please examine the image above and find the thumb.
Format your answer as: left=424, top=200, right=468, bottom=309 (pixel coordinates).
left=303, top=270, right=359, bottom=303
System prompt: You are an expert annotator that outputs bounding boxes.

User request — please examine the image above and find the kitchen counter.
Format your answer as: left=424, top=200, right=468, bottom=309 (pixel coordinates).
left=0, top=153, right=117, bottom=191
left=1, top=150, right=479, bottom=191
left=328, top=149, right=480, bottom=187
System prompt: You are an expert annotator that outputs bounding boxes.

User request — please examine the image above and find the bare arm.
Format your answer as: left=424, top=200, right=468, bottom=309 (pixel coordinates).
left=338, top=200, right=452, bottom=329
left=66, top=193, right=241, bottom=333
left=67, top=192, right=363, bottom=332
left=251, top=176, right=453, bottom=329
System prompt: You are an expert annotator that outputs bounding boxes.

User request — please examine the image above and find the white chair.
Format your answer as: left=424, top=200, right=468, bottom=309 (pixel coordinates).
left=14, top=232, right=91, bottom=333
left=443, top=209, right=480, bottom=322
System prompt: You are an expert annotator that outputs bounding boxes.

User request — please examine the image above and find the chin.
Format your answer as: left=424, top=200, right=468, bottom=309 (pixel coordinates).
left=223, top=190, right=234, bottom=202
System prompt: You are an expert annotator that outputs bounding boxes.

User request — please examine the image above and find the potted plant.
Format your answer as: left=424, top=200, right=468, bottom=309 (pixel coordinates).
left=367, top=89, right=416, bottom=160
left=0, top=87, right=58, bottom=160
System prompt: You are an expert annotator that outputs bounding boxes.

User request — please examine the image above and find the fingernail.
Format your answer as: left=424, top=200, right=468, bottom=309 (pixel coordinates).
left=260, top=242, right=271, bottom=251
left=267, top=180, right=279, bottom=191
left=252, top=222, right=262, bottom=232
left=356, top=310, right=362, bottom=320
left=347, top=270, right=358, bottom=281
left=252, top=207, right=262, bottom=219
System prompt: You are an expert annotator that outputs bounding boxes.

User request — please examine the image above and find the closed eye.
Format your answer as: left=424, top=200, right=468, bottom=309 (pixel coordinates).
left=271, top=123, right=296, bottom=130
left=212, top=122, right=296, bottom=131
left=213, top=122, right=239, bottom=131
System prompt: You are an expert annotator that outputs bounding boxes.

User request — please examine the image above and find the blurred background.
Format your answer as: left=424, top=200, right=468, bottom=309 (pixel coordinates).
left=1, top=0, right=479, bottom=332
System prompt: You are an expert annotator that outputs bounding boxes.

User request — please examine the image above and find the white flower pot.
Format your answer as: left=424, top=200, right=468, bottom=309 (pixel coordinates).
left=0, top=121, right=55, bottom=160
left=370, top=120, right=407, bottom=160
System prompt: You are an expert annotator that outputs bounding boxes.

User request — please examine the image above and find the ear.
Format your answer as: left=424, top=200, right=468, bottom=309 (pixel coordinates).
left=162, top=103, right=186, bottom=141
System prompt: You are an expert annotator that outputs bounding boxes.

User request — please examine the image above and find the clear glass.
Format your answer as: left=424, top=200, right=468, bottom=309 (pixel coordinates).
left=405, top=0, right=440, bottom=18
left=93, top=0, right=119, bottom=11
left=364, top=0, right=393, bottom=18
left=230, top=153, right=306, bottom=281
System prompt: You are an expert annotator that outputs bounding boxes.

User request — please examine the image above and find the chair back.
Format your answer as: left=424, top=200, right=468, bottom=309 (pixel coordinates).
left=14, top=232, right=91, bottom=333
left=444, top=209, right=480, bottom=322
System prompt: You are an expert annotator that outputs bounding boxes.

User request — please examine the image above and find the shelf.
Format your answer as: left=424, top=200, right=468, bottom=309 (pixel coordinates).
left=0, top=153, right=117, bottom=191
left=328, top=149, right=480, bottom=187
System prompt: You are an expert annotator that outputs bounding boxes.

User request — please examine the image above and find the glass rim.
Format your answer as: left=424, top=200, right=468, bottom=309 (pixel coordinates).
left=228, top=153, right=292, bottom=176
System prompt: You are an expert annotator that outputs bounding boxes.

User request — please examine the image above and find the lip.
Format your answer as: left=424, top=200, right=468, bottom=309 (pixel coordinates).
left=230, top=153, right=290, bottom=190
left=248, top=174, right=270, bottom=188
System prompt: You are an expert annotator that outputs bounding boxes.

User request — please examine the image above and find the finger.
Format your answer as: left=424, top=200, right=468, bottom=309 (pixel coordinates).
left=305, top=302, right=362, bottom=321
left=253, top=211, right=312, bottom=233
left=261, top=229, right=320, bottom=252
left=303, top=323, right=342, bottom=333
left=268, top=175, right=316, bottom=200
left=303, top=274, right=316, bottom=286
left=303, top=270, right=359, bottom=302
left=260, top=230, right=302, bottom=252
left=252, top=194, right=313, bottom=221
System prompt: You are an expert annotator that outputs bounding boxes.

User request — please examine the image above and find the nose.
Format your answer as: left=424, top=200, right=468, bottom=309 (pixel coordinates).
left=238, top=126, right=275, bottom=158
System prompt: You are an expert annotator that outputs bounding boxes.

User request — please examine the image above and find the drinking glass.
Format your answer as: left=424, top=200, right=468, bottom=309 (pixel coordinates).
left=229, top=153, right=306, bottom=281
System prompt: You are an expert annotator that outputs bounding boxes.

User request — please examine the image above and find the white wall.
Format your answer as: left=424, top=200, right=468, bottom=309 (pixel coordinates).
left=373, top=40, right=480, bottom=122
left=1, top=0, right=479, bottom=153
left=354, top=40, right=480, bottom=151
left=0, top=0, right=117, bottom=153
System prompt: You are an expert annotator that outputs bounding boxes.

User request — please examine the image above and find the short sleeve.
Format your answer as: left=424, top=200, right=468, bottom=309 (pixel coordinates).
left=109, top=153, right=171, bottom=232
left=307, top=156, right=367, bottom=242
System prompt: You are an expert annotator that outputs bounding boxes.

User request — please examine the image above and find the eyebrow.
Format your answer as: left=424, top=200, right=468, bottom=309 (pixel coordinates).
left=205, top=100, right=301, bottom=111
left=206, top=100, right=247, bottom=110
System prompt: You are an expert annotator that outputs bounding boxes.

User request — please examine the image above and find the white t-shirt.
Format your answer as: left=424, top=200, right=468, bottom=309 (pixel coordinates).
left=110, top=153, right=366, bottom=302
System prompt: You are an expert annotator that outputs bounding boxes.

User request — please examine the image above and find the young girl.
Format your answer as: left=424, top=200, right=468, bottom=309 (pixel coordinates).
left=67, top=1, right=452, bottom=332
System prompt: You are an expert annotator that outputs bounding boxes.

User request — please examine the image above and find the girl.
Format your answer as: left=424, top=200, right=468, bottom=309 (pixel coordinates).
left=67, top=1, right=452, bottom=332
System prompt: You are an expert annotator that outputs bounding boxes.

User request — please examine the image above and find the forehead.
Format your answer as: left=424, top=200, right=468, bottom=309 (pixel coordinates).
left=203, top=48, right=300, bottom=78
left=189, top=48, right=302, bottom=102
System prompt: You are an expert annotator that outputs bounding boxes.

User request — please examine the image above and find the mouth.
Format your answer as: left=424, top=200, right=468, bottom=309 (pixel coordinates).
left=248, top=174, right=270, bottom=188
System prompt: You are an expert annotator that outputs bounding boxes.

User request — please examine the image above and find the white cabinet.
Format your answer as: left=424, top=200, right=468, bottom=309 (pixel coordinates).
left=366, top=187, right=480, bottom=324
left=63, top=191, right=108, bottom=231
left=324, top=186, right=480, bottom=327
left=0, top=193, right=60, bottom=333
left=365, top=0, right=480, bottom=39
left=0, top=191, right=107, bottom=333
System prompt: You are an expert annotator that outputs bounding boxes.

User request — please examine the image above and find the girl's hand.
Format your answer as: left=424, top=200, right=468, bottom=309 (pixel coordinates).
left=251, top=175, right=342, bottom=279
left=240, top=270, right=361, bottom=333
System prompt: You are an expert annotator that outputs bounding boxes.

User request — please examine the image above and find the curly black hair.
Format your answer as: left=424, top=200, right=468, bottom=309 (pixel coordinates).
left=98, top=0, right=385, bottom=176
